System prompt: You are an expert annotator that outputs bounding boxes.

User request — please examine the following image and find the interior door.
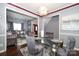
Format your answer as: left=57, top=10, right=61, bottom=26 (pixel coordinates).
left=33, top=24, right=38, bottom=37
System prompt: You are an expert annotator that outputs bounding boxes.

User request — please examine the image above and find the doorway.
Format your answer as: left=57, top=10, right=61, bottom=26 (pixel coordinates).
left=33, top=24, right=38, bottom=37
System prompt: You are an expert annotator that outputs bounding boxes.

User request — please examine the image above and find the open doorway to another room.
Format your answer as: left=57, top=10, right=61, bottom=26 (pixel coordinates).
left=6, top=9, right=38, bottom=55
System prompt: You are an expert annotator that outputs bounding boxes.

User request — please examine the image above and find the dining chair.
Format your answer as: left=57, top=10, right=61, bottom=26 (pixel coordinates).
left=65, top=36, right=76, bottom=55
left=57, top=36, right=76, bottom=56
left=26, top=36, right=43, bottom=56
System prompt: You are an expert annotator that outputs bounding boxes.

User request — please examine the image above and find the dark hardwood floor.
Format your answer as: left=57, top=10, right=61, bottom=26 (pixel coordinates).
left=0, top=44, right=79, bottom=56
left=0, top=44, right=27, bottom=56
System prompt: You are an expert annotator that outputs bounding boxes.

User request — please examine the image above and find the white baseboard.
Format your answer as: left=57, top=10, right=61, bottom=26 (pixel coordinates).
left=0, top=50, right=6, bottom=53
left=74, top=48, right=79, bottom=51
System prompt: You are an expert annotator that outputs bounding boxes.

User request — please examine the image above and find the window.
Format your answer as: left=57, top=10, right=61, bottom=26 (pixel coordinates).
left=61, top=13, right=79, bottom=31
left=13, top=23, right=21, bottom=30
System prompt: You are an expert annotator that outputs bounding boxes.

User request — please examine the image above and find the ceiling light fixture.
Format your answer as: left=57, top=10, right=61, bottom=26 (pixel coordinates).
left=39, top=6, right=48, bottom=16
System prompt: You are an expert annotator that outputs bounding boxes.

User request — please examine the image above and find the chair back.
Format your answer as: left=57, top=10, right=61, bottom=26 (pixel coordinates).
left=67, top=36, right=76, bottom=49
left=26, top=36, right=36, bottom=54
left=57, top=36, right=76, bottom=56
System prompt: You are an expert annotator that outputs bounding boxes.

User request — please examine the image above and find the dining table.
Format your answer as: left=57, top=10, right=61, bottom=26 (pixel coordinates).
left=50, top=39, right=63, bottom=56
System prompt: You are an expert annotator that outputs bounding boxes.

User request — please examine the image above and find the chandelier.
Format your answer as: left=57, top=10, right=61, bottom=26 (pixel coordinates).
left=39, top=6, right=48, bottom=16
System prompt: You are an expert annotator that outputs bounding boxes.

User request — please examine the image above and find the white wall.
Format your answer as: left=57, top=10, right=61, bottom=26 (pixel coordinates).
left=45, top=5, right=79, bottom=49
left=38, top=17, right=43, bottom=37
left=6, top=4, right=38, bottom=18
left=60, top=5, right=79, bottom=49
left=0, top=4, right=6, bottom=53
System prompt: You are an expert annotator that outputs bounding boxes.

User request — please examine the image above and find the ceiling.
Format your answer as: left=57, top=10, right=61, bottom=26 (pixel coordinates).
left=7, top=9, right=37, bottom=22
left=12, top=3, right=73, bottom=15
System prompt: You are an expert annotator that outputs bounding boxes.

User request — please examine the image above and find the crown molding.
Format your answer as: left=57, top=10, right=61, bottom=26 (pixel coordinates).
left=8, top=3, right=42, bottom=17
left=43, top=3, right=79, bottom=16
left=8, top=3, right=79, bottom=17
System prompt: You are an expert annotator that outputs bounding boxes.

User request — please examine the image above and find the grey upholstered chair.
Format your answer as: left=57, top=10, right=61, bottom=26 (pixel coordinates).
left=65, top=36, right=76, bottom=55
left=66, top=36, right=76, bottom=49
left=57, top=36, right=76, bottom=56
left=26, top=36, right=43, bottom=56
